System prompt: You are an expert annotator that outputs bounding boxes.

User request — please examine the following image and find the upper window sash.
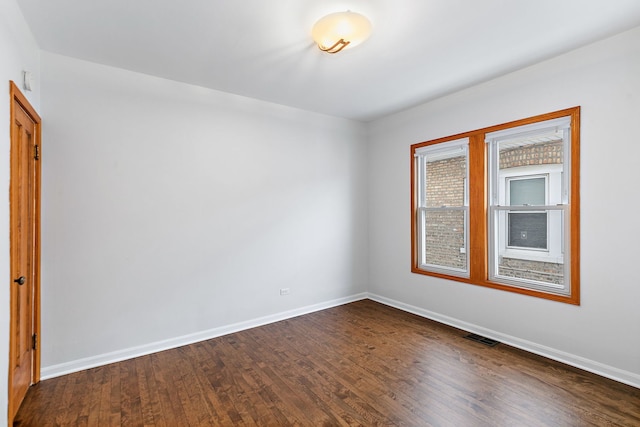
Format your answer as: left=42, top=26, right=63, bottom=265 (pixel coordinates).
left=486, top=117, right=571, bottom=206
left=415, top=137, right=469, bottom=209
left=485, top=116, right=571, bottom=143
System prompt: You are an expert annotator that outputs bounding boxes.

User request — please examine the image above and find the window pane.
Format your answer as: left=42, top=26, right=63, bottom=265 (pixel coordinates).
left=510, top=178, right=545, bottom=206
left=424, top=210, right=467, bottom=271
left=425, top=152, right=466, bottom=208
left=498, top=130, right=564, bottom=174
left=508, top=212, right=547, bottom=249
left=498, top=256, right=564, bottom=286
left=494, top=208, right=565, bottom=288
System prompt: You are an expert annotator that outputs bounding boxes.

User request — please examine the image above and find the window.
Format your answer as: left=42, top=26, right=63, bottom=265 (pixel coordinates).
left=414, top=138, right=469, bottom=277
left=411, top=107, right=580, bottom=304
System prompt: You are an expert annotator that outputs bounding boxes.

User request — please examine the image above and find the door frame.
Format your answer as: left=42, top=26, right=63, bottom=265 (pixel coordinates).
left=8, top=80, right=41, bottom=424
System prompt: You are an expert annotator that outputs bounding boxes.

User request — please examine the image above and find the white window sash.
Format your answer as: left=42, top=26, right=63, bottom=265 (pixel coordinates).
left=485, top=116, right=571, bottom=144
left=486, top=117, right=572, bottom=295
left=415, top=137, right=470, bottom=277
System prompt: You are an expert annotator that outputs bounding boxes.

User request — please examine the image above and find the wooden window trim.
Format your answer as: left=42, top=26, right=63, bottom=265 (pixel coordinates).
left=411, top=107, right=580, bottom=305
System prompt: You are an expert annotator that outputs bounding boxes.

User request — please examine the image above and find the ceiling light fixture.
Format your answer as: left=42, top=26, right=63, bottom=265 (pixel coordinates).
left=311, top=11, right=372, bottom=54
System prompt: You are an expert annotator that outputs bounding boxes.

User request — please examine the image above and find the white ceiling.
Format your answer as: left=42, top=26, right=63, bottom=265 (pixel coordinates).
left=16, top=0, right=640, bottom=122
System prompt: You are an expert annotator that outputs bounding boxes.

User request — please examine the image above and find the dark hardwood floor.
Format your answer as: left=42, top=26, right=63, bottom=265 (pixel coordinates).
left=14, top=300, right=640, bottom=426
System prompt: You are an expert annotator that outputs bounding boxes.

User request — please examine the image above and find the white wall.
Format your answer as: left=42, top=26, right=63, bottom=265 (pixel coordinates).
left=0, top=0, right=40, bottom=423
left=39, top=52, right=368, bottom=371
left=4, top=9, right=639, bottom=423
left=367, top=26, right=640, bottom=386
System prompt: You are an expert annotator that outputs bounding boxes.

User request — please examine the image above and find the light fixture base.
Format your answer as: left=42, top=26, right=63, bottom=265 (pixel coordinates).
left=319, top=38, right=350, bottom=54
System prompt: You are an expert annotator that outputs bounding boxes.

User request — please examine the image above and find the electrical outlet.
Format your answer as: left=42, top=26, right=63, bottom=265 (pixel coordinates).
left=280, top=288, right=290, bottom=296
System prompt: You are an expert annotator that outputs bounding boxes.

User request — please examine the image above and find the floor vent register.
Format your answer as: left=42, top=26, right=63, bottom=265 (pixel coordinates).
left=463, top=333, right=500, bottom=347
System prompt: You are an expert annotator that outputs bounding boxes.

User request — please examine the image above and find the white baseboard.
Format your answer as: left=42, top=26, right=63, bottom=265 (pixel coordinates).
left=367, top=293, right=640, bottom=389
left=42, top=292, right=640, bottom=389
left=41, top=293, right=368, bottom=380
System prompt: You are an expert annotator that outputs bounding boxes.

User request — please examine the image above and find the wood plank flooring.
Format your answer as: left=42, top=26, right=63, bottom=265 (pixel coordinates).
left=13, top=300, right=640, bottom=426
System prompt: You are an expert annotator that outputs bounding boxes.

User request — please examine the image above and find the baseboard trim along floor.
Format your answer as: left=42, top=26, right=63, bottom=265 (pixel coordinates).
left=41, top=293, right=368, bottom=380
left=42, top=292, right=640, bottom=389
left=367, top=294, right=640, bottom=389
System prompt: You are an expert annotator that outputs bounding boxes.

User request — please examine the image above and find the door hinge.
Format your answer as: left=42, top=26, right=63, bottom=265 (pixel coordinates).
left=34, top=144, right=40, bottom=160
left=32, top=333, right=37, bottom=351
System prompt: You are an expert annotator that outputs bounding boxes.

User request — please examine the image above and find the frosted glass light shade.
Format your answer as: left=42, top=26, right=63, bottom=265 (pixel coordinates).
left=311, top=11, right=372, bottom=53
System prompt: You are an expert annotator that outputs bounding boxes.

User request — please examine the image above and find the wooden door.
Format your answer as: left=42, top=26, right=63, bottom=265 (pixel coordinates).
left=8, top=81, right=41, bottom=424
